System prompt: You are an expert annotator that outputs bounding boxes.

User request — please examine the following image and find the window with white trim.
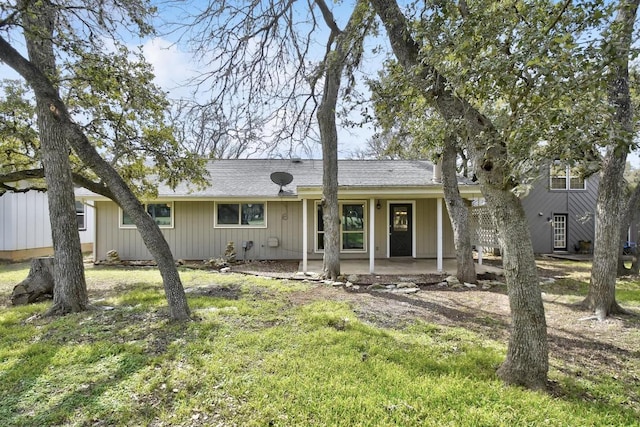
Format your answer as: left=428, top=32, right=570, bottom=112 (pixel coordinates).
left=76, top=201, right=86, bottom=230
left=215, top=202, right=266, bottom=227
left=316, top=201, right=366, bottom=252
left=121, top=203, right=173, bottom=228
left=550, top=164, right=586, bottom=190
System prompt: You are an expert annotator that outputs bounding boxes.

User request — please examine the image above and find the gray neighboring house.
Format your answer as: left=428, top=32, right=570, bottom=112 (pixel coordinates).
left=77, top=159, right=483, bottom=272
left=521, top=163, right=598, bottom=254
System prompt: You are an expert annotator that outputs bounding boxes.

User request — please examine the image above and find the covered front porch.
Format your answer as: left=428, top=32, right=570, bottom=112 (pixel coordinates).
left=299, top=258, right=502, bottom=276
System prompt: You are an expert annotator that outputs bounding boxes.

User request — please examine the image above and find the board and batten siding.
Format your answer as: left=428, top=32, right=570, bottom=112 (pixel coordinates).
left=1, top=191, right=94, bottom=260
left=95, top=200, right=304, bottom=261
left=521, top=169, right=598, bottom=254
left=96, top=197, right=459, bottom=261
left=414, top=199, right=455, bottom=258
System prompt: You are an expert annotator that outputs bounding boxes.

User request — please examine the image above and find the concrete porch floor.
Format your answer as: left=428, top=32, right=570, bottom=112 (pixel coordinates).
left=299, top=258, right=503, bottom=276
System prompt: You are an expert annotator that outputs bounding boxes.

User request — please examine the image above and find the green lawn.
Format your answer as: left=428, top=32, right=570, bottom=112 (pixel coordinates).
left=0, top=262, right=638, bottom=426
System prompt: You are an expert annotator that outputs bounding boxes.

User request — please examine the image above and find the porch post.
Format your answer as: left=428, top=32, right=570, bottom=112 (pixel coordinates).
left=477, top=245, right=483, bottom=265
left=437, top=197, right=443, bottom=272
left=302, top=198, right=308, bottom=273
left=369, top=197, right=375, bottom=273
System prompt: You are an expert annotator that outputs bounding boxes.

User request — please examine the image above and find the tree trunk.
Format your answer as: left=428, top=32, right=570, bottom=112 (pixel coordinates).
left=616, top=183, right=640, bottom=276
left=11, top=257, right=55, bottom=305
left=316, top=0, right=368, bottom=280
left=370, top=0, right=548, bottom=389
left=318, top=64, right=340, bottom=280
left=585, top=0, right=639, bottom=318
left=0, top=33, right=191, bottom=321
left=21, top=0, right=89, bottom=315
left=441, top=137, right=476, bottom=284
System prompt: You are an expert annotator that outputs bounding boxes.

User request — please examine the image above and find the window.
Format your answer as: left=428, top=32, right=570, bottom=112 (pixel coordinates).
left=76, top=201, right=86, bottom=230
left=550, top=164, right=586, bottom=190
left=121, top=203, right=173, bottom=228
left=215, top=202, right=266, bottom=227
left=316, top=201, right=366, bottom=252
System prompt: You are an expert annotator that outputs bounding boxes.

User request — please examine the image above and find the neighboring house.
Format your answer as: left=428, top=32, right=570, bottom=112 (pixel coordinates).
left=0, top=190, right=94, bottom=261
left=78, top=159, right=483, bottom=273
left=521, top=163, right=598, bottom=254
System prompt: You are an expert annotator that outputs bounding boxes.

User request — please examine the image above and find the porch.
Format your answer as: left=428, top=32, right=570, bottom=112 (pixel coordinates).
left=299, top=258, right=503, bottom=276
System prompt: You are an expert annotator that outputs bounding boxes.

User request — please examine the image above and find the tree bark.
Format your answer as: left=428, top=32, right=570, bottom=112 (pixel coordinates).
left=0, top=32, right=191, bottom=321
left=617, top=183, right=640, bottom=275
left=585, top=0, right=639, bottom=318
left=316, top=0, right=368, bottom=280
left=21, top=0, right=89, bottom=315
left=370, top=0, right=548, bottom=389
left=441, top=137, right=476, bottom=284
left=11, top=257, right=55, bottom=305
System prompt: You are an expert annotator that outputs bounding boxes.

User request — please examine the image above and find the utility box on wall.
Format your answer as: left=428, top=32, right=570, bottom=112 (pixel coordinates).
left=267, top=237, right=279, bottom=248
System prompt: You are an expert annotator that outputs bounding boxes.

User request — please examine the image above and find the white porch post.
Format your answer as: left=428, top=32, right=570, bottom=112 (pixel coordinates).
left=369, top=198, right=375, bottom=273
left=437, top=197, right=443, bottom=272
left=302, top=198, right=308, bottom=273
left=477, top=245, right=483, bottom=265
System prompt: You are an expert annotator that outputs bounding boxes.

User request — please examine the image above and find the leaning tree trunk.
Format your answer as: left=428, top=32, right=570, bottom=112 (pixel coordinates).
left=0, top=35, right=191, bottom=321
left=21, top=0, right=89, bottom=315
left=585, top=0, right=638, bottom=318
left=441, top=136, right=476, bottom=284
left=11, top=257, right=55, bottom=305
left=370, top=0, right=548, bottom=390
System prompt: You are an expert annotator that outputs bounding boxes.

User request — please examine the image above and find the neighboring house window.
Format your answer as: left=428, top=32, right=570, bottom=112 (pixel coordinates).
left=121, top=203, right=173, bottom=228
left=76, top=201, right=86, bottom=231
left=550, top=164, right=586, bottom=190
left=316, top=201, right=366, bottom=252
left=215, top=202, right=266, bottom=227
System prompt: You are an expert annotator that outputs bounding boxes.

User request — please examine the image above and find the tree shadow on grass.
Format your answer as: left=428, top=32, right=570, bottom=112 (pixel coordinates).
left=0, top=307, right=194, bottom=426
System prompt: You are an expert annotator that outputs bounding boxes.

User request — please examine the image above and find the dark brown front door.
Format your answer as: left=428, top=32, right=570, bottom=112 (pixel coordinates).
left=390, top=203, right=412, bottom=257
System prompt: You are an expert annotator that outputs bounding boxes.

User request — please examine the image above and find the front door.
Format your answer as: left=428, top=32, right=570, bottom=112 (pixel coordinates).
left=390, top=203, right=412, bottom=256
left=553, top=214, right=568, bottom=251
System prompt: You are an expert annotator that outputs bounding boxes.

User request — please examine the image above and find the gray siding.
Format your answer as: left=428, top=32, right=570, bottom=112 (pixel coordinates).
left=96, top=200, right=304, bottom=261
left=96, top=197, right=457, bottom=261
left=521, top=168, right=598, bottom=254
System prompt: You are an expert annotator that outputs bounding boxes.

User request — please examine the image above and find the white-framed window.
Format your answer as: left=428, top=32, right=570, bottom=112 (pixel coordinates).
left=550, top=163, right=586, bottom=190
left=120, top=202, right=174, bottom=228
left=76, top=201, right=86, bottom=231
left=315, top=201, right=366, bottom=253
left=215, top=202, right=266, bottom=228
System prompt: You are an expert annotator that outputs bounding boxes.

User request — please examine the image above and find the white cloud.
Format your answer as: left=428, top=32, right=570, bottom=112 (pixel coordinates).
left=141, top=37, right=198, bottom=100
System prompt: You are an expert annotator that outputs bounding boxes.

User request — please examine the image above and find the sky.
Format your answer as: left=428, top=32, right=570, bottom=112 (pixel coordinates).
left=1, top=1, right=639, bottom=166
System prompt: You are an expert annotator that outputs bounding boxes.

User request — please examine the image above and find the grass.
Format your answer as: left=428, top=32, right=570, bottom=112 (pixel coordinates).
left=0, top=261, right=639, bottom=426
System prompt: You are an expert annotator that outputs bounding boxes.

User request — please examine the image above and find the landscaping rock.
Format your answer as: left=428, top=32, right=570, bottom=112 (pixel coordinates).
left=106, top=249, right=121, bottom=264
left=390, top=287, right=420, bottom=294
left=367, top=283, right=386, bottom=290
left=463, top=282, right=477, bottom=289
left=347, top=274, right=359, bottom=283
left=396, top=282, right=416, bottom=289
left=220, top=267, right=231, bottom=273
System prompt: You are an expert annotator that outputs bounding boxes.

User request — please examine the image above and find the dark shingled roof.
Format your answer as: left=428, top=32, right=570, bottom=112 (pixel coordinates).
left=77, top=159, right=478, bottom=199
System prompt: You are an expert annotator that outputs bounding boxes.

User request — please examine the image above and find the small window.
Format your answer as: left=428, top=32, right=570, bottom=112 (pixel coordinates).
left=550, top=164, right=586, bottom=191
left=550, top=164, right=567, bottom=190
left=215, top=202, right=266, bottom=227
left=76, top=201, right=86, bottom=231
left=121, top=202, right=173, bottom=228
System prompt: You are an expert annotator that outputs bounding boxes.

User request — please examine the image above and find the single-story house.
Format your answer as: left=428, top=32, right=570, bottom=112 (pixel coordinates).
left=0, top=189, right=94, bottom=261
left=77, top=159, right=484, bottom=273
